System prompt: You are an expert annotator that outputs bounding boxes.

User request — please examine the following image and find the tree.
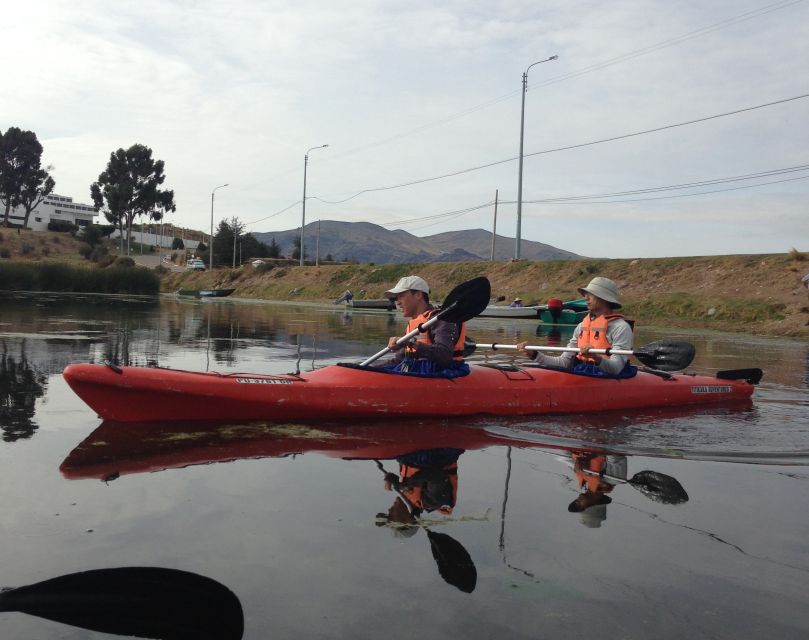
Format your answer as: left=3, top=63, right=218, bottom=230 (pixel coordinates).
left=0, top=127, right=55, bottom=228
left=267, top=237, right=280, bottom=259
left=172, top=237, right=184, bottom=250
left=292, top=235, right=305, bottom=261
left=229, top=216, right=245, bottom=267
left=90, top=144, right=175, bottom=255
left=325, top=253, right=333, bottom=262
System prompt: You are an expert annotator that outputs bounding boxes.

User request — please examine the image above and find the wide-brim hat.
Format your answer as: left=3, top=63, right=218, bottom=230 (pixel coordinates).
left=385, top=275, right=430, bottom=299
left=578, top=277, right=621, bottom=309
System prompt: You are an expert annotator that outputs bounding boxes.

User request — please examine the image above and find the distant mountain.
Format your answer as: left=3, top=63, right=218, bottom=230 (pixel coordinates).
left=251, top=221, right=581, bottom=264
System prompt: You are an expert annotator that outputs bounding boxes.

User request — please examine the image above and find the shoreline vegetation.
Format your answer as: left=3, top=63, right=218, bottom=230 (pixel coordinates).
left=161, top=253, right=809, bottom=338
left=0, top=262, right=159, bottom=295
left=1, top=227, right=807, bottom=337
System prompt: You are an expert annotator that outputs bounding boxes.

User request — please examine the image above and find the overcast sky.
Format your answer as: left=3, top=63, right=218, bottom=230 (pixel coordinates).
left=3, top=0, right=808, bottom=258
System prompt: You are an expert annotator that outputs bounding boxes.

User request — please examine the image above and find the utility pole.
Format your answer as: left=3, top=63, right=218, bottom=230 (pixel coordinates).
left=316, top=219, right=321, bottom=267
left=490, top=189, right=499, bottom=261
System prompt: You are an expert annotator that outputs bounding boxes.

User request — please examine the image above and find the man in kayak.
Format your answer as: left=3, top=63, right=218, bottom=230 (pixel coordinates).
left=509, top=297, right=524, bottom=308
left=382, top=275, right=469, bottom=376
left=518, top=276, right=634, bottom=377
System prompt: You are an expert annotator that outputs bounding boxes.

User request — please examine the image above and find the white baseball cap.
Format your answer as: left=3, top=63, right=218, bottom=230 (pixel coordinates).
left=385, top=275, right=430, bottom=299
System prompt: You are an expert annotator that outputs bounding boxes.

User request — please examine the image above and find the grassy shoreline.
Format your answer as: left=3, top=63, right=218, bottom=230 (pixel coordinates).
left=0, top=262, right=160, bottom=295
left=159, top=253, right=809, bottom=338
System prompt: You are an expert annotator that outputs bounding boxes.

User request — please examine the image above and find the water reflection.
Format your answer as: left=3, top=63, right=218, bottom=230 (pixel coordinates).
left=0, top=566, right=243, bottom=639
left=0, top=340, right=47, bottom=441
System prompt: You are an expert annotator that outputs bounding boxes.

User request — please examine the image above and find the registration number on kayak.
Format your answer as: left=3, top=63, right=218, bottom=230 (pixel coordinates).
left=690, top=385, right=733, bottom=394
left=235, top=377, right=293, bottom=385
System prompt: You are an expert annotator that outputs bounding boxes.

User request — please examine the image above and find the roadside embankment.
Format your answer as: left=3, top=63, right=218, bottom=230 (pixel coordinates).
left=159, top=253, right=809, bottom=338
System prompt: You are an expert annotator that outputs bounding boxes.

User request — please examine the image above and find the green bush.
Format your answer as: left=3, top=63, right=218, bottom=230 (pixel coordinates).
left=89, top=245, right=109, bottom=262
left=41, top=246, right=50, bottom=257
left=155, top=264, right=169, bottom=275
left=254, top=262, right=274, bottom=273
left=113, top=256, right=136, bottom=268
left=172, top=237, right=184, bottom=250
left=78, top=243, right=93, bottom=258
left=48, top=220, right=78, bottom=233
left=21, top=243, right=35, bottom=255
left=0, top=248, right=10, bottom=259
left=97, top=254, right=116, bottom=268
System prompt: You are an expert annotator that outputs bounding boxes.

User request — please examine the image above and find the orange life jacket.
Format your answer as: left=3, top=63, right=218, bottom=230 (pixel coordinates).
left=576, top=312, right=626, bottom=362
left=573, top=454, right=614, bottom=494
left=405, top=308, right=467, bottom=361
left=399, top=462, right=458, bottom=515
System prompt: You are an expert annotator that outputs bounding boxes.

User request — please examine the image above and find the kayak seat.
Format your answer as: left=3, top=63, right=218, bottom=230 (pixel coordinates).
left=523, top=362, right=638, bottom=380
left=337, top=361, right=471, bottom=379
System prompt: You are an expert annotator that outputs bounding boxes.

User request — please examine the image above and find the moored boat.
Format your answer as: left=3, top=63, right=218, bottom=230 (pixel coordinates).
left=347, top=299, right=396, bottom=310
left=62, top=361, right=760, bottom=424
left=176, top=288, right=235, bottom=298
left=478, top=305, right=540, bottom=319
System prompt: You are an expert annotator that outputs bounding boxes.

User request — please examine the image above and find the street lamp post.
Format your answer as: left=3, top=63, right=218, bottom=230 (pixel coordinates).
left=515, top=54, right=558, bottom=260
left=209, top=183, right=229, bottom=271
left=300, top=144, right=328, bottom=267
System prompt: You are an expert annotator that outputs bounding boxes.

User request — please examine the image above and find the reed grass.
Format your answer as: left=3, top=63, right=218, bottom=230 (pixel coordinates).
left=0, top=262, right=160, bottom=294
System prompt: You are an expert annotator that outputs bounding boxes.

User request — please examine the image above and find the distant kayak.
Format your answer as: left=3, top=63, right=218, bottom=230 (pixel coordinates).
left=478, top=305, right=540, bottom=319
left=63, top=361, right=759, bottom=423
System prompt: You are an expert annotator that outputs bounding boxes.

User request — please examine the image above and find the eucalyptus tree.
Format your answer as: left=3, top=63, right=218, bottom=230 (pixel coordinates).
left=90, top=144, right=175, bottom=254
left=0, top=127, right=55, bottom=228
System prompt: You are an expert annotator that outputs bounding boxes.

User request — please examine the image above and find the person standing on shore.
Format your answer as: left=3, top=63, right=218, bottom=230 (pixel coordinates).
left=518, top=277, right=634, bottom=377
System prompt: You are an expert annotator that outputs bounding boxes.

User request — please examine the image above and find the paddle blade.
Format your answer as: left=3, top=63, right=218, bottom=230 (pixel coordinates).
left=633, top=341, right=695, bottom=371
left=0, top=567, right=244, bottom=640
left=628, top=470, right=689, bottom=504
left=439, top=277, right=491, bottom=323
left=427, top=530, right=477, bottom=593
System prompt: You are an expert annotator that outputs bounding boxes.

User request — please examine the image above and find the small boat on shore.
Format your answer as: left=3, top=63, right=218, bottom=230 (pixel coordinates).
left=347, top=299, right=396, bottom=311
left=176, top=288, right=235, bottom=299
left=478, top=305, right=541, bottom=319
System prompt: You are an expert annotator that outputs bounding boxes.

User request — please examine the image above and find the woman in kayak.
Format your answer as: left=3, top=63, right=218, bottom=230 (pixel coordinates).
left=382, top=275, right=469, bottom=377
left=518, top=276, right=634, bottom=377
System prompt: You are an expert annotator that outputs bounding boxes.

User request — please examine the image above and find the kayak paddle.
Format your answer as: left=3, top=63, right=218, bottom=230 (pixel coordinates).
left=472, top=339, right=696, bottom=372
left=360, top=276, right=491, bottom=366
left=0, top=567, right=244, bottom=639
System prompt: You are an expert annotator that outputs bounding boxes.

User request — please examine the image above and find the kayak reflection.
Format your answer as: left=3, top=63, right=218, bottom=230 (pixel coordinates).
left=0, top=566, right=243, bottom=640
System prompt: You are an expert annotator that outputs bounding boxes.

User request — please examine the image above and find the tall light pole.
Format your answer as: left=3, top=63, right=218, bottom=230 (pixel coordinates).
left=300, top=144, right=328, bottom=267
left=515, top=54, right=557, bottom=260
left=209, top=183, right=228, bottom=270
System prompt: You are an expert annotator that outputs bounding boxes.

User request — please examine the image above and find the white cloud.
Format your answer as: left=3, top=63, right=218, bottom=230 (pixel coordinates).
left=2, top=0, right=808, bottom=256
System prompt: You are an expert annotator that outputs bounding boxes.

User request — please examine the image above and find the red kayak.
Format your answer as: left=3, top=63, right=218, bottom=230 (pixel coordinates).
left=62, top=362, right=759, bottom=423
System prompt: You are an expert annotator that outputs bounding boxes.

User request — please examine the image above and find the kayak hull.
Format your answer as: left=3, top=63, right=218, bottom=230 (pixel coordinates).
left=63, top=363, right=757, bottom=423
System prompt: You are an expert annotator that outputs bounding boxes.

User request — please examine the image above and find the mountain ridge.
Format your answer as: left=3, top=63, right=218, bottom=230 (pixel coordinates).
left=252, top=220, right=581, bottom=263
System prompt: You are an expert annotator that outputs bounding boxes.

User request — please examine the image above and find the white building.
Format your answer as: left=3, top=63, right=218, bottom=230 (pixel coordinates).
left=7, top=193, right=98, bottom=231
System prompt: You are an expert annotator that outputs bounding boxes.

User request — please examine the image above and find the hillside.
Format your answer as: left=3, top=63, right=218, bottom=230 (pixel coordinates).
left=161, top=253, right=809, bottom=338
left=251, top=221, right=582, bottom=264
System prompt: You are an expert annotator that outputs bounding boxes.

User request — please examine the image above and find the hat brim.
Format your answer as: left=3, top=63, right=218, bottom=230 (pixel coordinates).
left=577, top=287, right=621, bottom=309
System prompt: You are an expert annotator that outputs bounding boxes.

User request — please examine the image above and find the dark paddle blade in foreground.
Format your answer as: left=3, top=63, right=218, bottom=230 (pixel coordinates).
left=426, top=530, right=477, bottom=593
left=627, top=340, right=696, bottom=372
left=0, top=567, right=244, bottom=640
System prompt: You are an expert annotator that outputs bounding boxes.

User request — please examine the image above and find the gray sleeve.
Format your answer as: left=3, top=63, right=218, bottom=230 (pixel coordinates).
left=596, top=319, right=634, bottom=375
left=532, top=326, right=581, bottom=369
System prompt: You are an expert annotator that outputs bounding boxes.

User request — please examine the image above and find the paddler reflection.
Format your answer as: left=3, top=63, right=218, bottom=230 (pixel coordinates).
left=567, top=452, right=623, bottom=528
left=563, top=451, right=689, bottom=528
left=374, top=449, right=477, bottom=593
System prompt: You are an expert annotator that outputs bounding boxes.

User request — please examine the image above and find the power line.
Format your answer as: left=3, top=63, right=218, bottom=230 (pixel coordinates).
left=322, top=0, right=805, bottom=163
left=245, top=200, right=301, bottom=226
left=309, top=92, right=809, bottom=205
left=370, top=164, right=809, bottom=230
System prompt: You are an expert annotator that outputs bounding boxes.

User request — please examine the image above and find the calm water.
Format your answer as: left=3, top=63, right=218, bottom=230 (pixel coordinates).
left=1, top=292, right=808, bottom=639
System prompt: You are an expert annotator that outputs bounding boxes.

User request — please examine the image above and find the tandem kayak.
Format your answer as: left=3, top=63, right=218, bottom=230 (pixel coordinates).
left=62, top=362, right=760, bottom=423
